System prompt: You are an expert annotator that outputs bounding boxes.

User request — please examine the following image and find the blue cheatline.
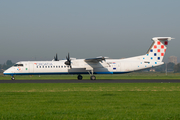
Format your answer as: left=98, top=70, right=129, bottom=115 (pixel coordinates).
left=4, top=71, right=130, bottom=76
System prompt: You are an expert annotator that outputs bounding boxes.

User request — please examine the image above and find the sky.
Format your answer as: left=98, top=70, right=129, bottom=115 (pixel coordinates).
left=0, top=0, right=180, bottom=64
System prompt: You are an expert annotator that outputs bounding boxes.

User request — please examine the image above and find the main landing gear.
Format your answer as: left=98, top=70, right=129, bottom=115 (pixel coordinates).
left=77, top=75, right=83, bottom=80
left=90, top=75, right=96, bottom=80
left=88, top=69, right=96, bottom=80
left=77, top=74, right=96, bottom=80
left=77, top=70, right=96, bottom=80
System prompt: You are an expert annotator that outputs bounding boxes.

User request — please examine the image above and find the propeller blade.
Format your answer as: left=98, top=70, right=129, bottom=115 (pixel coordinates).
left=64, top=53, right=72, bottom=68
left=68, top=53, right=70, bottom=60
left=53, top=53, right=59, bottom=61
left=54, top=53, right=58, bottom=61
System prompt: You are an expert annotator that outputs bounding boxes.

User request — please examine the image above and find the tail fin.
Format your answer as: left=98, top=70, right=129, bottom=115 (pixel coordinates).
left=146, top=37, right=174, bottom=62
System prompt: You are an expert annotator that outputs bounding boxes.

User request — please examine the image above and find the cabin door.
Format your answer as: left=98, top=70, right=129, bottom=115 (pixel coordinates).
left=116, top=63, right=121, bottom=71
left=28, top=63, right=34, bottom=73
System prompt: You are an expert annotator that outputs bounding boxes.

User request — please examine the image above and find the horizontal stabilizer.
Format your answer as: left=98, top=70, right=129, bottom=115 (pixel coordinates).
left=152, top=37, right=174, bottom=41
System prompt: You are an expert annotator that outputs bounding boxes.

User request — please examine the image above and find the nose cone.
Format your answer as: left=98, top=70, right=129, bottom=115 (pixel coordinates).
left=3, top=70, right=8, bottom=75
left=3, top=69, right=11, bottom=75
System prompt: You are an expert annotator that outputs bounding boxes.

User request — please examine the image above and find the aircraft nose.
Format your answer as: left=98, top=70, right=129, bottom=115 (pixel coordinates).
left=3, top=70, right=7, bottom=75
left=3, top=69, right=10, bottom=75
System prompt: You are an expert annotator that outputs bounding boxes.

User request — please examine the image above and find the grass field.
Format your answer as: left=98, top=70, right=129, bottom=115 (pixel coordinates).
left=0, top=83, right=180, bottom=120
left=1, top=72, right=180, bottom=80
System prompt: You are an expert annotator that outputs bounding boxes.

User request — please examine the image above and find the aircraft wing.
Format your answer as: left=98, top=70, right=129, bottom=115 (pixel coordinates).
left=70, top=56, right=109, bottom=69
left=84, top=56, right=109, bottom=63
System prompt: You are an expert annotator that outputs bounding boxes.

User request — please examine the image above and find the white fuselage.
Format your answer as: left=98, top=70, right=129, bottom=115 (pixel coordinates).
left=3, top=55, right=163, bottom=76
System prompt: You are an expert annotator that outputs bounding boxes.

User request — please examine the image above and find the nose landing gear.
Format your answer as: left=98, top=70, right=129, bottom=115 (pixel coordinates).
left=11, top=76, right=15, bottom=80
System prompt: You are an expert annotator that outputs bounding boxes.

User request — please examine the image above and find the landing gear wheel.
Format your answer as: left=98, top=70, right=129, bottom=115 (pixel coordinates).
left=11, top=76, right=15, bottom=80
left=77, top=75, right=83, bottom=80
left=90, top=75, right=96, bottom=80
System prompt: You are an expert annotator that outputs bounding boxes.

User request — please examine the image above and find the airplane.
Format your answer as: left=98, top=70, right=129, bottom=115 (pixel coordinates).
left=3, top=37, right=174, bottom=80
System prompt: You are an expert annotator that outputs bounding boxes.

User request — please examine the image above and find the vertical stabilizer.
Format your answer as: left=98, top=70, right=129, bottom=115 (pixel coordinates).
left=145, top=37, right=174, bottom=62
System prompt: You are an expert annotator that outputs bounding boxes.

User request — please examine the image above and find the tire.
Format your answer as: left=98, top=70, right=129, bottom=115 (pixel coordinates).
left=11, top=77, right=15, bottom=80
left=90, top=75, right=96, bottom=80
left=77, top=75, right=83, bottom=80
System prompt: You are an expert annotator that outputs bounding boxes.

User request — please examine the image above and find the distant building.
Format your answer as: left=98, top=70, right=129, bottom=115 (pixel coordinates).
left=150, top=68, right=155, bottom=72
left=168, top=56, right=177, bottom=65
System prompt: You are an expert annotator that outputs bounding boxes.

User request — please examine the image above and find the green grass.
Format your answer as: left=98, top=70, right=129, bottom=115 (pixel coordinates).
left=1, top=72, right=180, bottom=80
left=0, top=83, right=180, bottom=119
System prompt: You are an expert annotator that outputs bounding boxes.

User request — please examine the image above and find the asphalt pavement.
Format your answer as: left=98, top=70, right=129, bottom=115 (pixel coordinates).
left=0, top=79, right=180, bottom=83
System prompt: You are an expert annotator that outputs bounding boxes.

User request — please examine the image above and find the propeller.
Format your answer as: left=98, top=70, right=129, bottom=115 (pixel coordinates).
left=54, top=53, right=58, bottom=61
left=64, top=53, right=72, bottom=68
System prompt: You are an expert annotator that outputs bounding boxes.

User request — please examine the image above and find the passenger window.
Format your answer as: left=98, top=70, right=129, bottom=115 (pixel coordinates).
left=45, top=66, right=47, bottom=68
left=48, top=66, right=50, bottom=68
left=61, top=66, right=63, bottom=68
left=51, top=66, right=52, bottom=68
left=40, top=66, right=41, bottom=68
left=42, top=66, right=44, bottom=68
left=37, top=66, right=38, bottom=68
left=64, top=66, right=66, bottom=68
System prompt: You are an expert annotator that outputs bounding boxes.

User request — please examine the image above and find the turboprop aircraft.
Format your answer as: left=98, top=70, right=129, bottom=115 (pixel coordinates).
left=3, top=37, right=174, bottom=80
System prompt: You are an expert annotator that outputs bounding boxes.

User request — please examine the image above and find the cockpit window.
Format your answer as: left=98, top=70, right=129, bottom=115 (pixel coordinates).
left=14, top=64, right=23, bottom=67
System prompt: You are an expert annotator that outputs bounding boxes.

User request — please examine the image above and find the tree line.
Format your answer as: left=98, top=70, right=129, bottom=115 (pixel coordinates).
left=0, top=60, right=14, bottom=73
left=139, top=62, right=180, bottom=73
left=157, top=62, right=180, bottom=73
left=0, top=60, right=180, bottom=73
